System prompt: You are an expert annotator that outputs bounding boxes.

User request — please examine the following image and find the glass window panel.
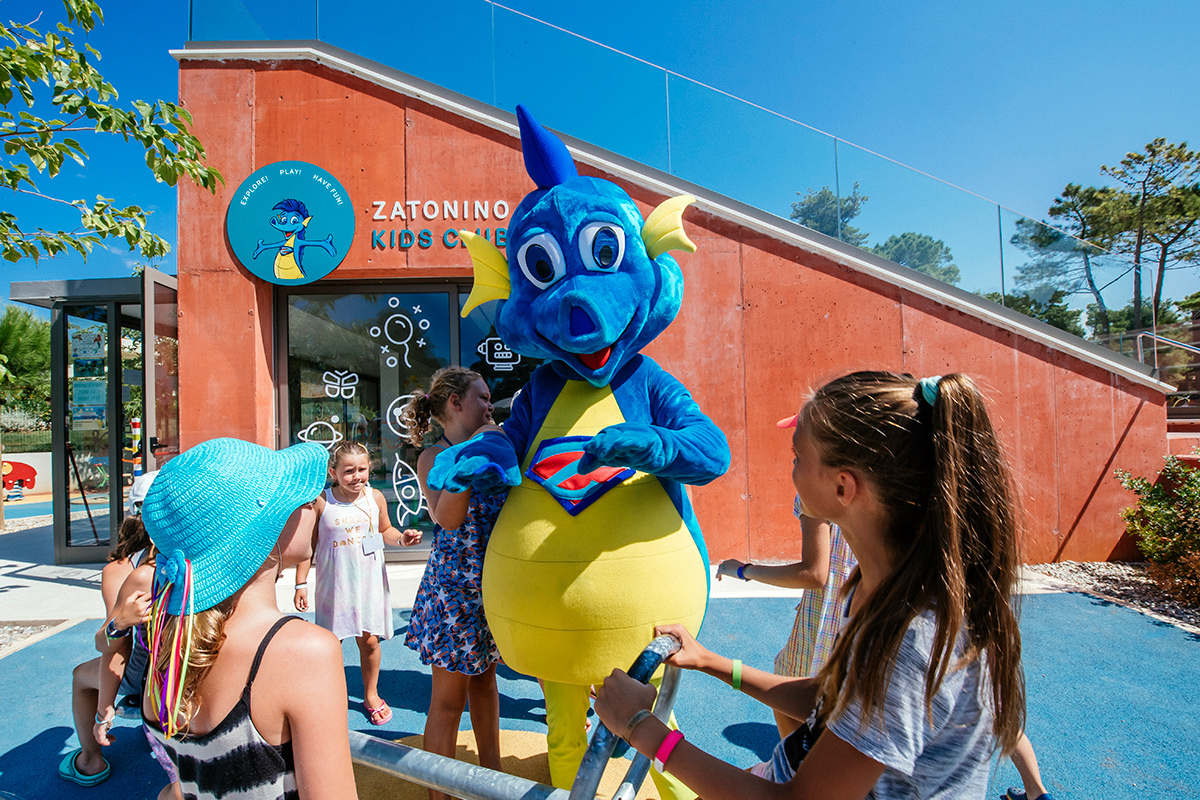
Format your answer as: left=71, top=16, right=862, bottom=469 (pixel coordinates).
left=667, top=75, right=837, bottom=224
left=493, top=9, right=670, bottom=171
left=837, top=142, right=1002, bottom=297
left=150, top=282, right=181, bottom=466
left=459, top=294, right=542, bottom=425
left=288, top=291, right=453, bottom=540
left=120, top=304, right=143, bottom=520
left=65, top=305, right=110, bottom=547
left=190, top=0, right=316, bottom=41
left=319, top=0, right=494, bottom=102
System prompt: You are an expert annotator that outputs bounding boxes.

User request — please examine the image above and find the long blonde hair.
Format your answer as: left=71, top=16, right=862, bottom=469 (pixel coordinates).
left=145, top=593, right=237, bottom=738
left=805, top=372, right=1025, bottom=754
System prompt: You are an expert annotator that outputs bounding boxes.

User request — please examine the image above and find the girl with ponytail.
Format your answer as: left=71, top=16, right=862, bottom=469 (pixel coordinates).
left=596, top=371, right=1025, bottom=799
left=402, top=366, right=507, bottom=800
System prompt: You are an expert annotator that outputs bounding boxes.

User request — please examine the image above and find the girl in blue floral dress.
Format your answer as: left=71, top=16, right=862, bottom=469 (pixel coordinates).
left=403, top=367, right=507, bottom=799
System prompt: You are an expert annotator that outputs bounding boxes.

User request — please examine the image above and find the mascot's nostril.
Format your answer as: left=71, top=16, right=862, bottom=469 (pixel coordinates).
left=569, top=306, right=597, bottom=336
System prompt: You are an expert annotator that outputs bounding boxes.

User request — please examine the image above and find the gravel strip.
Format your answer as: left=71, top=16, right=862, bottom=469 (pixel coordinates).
left=2, top=513, right=52, bottom=533
left=1029, top=561, right=1200, bottom=629
left=0, top=623, right=52, bottom=655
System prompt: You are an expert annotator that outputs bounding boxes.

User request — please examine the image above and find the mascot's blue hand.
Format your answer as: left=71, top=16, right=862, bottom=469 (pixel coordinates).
left=428, top=430, right=521, bottom=494
left=577, top=423, right=666, bottom=474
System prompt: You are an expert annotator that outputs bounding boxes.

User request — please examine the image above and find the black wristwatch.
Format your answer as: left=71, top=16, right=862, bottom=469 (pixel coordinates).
left=105, top=618, right=130, bottom=641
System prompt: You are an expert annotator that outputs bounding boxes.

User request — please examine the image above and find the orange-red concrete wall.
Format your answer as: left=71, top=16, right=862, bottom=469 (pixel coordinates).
left=178, top=60, right=1165, bottom=563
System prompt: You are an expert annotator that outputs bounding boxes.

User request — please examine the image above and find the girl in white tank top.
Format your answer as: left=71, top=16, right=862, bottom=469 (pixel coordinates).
left=293, top=442, right=421, bottom=725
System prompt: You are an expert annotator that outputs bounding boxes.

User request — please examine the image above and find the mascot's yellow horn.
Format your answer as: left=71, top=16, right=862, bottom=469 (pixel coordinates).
left=460, top=230, right=512, bottom=317
left=642, top=194, right=697, bottom=260
left=302, top=216, right=312, bottom=227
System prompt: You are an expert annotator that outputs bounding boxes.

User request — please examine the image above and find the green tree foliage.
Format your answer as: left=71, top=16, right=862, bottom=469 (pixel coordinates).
left=1117, top=456, right=1200, bottom=605
left=981, top=289, right=1085, bottom=337
left=871, top=232, right=961, bottom=285
left=0, top=0, right=221, bottom=264
left=0, top=304, right=51, bottom=421
left=1102, top=139, right=1200, bottom=328
left=1087, top=299, right=1180, bottom=335
left=789, top=183, right=869, bottom=246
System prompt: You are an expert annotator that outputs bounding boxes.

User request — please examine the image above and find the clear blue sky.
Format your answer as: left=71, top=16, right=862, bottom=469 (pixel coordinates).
left=3, top=0, right=1199, bottom=310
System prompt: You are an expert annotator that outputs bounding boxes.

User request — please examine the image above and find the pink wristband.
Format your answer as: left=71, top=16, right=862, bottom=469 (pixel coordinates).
left=653, top=729, right=685, bottom=774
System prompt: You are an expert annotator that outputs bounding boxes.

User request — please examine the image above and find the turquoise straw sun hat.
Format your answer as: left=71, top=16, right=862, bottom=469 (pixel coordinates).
left=141, top=438, right=329, bottom=615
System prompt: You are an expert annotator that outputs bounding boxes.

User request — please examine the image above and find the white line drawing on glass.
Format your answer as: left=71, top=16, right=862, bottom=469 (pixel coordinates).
left=416, top=338, right=426, bottom=348
left=388, top=297, right=400, bottom=308
left=418, top=318, right=431, bottom=331
left=381, top=313, right=415, bottom=367
left=477, top=336, right=521, bottom=371
left=369, top=326, right=382, bottom=338
left=392, top=455, right=426, bottom=527
left=385, top=394, right=418, bottom=438
left=322, top=369, right=359, bottom=399
left=297, top=419, right=344, bottom=450
left=412, top=305, right=422, bottom=314
left=386, top=356, right=398, bottom=369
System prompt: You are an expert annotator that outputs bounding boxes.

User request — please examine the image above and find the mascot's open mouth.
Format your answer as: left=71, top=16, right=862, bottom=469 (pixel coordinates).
left=579, top=346, right=612, bottom=371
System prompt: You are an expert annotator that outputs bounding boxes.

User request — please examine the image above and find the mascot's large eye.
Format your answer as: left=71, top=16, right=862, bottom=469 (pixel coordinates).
left=517, top=233, right=566, bottom=289
left=579, top=222, right=625, bottom=273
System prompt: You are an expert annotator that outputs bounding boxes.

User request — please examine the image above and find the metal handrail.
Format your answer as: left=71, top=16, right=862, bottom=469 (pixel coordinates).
left=568, top=635, right=682, bottom=800
left=1136, top=331, right=1200, bottom=365
left=348, top=635, right=683, bottom=800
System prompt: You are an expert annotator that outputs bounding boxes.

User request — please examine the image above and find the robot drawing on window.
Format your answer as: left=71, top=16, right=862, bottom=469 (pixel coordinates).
left=430, top=106, right=731, bottom=798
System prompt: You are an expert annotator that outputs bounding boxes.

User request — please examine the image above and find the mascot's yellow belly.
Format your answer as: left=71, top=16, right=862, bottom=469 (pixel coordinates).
left=274, top=234, right=303, bottom=280
left=482, top=382, right=707, bottom=685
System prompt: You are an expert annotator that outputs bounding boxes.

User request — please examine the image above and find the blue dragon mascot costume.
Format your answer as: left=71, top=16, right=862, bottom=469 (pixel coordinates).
left=430, top=106, right=730, bottom=796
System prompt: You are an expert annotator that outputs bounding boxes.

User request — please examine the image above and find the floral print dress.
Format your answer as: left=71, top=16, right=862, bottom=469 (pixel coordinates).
left=405, top=490, right=507, bottom=674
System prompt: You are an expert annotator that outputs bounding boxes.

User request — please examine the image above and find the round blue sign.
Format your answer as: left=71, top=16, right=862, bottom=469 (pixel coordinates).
left=226, top=161, right=355, bottom=285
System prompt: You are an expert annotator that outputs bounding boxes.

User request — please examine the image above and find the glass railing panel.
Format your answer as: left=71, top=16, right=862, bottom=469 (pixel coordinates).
left=997, top=208, right=1122, bottom=339
left=317, top=0, right=495, bottom=102
left=835, top=142, right=1002, bottom=297
left=491, top=8, right=669, bottom=172
left=665, top=75, right=837, bottom=225
left=190, top=0, right=316, bottom=41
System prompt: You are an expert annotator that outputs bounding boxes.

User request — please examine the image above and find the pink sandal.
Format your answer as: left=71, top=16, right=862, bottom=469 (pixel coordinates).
left=364, top=700, right=392, bottom=726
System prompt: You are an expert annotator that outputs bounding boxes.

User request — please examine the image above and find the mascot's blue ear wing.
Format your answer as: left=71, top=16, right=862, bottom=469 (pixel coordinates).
left=517, top=104, right=578, bottom=188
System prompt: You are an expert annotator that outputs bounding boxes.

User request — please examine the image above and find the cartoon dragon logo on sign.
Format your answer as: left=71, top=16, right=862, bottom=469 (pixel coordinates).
left=429, top=105, right=730, bottom=795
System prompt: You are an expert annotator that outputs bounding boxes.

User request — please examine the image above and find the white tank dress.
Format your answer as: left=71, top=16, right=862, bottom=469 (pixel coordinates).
left=313, top=487, right=393, bottom=641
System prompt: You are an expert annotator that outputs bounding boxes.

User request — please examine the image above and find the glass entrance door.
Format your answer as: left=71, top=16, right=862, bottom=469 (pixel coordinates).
left=142, top=268, right=180, bottom=472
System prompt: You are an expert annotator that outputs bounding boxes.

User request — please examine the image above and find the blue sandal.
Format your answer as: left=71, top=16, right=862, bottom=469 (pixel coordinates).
left=1005, top=790, right=1055, bottom=800
left=57, top=748, right=111, bottom=787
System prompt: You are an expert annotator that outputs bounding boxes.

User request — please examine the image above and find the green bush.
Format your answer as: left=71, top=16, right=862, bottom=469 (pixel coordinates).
left=1117, top=455, right=1200, bottom=604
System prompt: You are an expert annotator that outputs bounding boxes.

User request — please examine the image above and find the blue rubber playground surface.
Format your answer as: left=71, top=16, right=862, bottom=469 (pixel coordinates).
left=0, top=586, right=1197, bottom=798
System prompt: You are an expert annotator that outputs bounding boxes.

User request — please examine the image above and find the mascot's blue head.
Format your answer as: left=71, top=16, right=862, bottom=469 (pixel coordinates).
left=458, top=105, right=697, bottom=388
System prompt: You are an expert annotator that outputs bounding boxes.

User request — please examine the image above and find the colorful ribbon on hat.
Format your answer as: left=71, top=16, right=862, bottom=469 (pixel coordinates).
left=146, top=550, right=195, bottom=739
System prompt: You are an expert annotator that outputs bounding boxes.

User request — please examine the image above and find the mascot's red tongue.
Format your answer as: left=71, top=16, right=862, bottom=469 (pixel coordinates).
left=579, top=346, right=612, bottom=371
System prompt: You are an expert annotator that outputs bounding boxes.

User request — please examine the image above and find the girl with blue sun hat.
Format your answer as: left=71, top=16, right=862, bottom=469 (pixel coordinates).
left=139, top=437, right=357, bottom=799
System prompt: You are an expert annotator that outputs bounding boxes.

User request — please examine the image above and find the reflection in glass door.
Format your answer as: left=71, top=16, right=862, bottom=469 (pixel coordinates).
left=288, top=291, right=454, bottom=549
left=284, top=286, right=542, bottom=558
left=64, top=305, right=111, bottom=546
left=143, top=269, right=180, bottom=471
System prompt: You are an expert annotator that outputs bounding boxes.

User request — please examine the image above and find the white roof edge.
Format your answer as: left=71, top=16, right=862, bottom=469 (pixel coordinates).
left=172, top=43, right=1174, bottom=395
